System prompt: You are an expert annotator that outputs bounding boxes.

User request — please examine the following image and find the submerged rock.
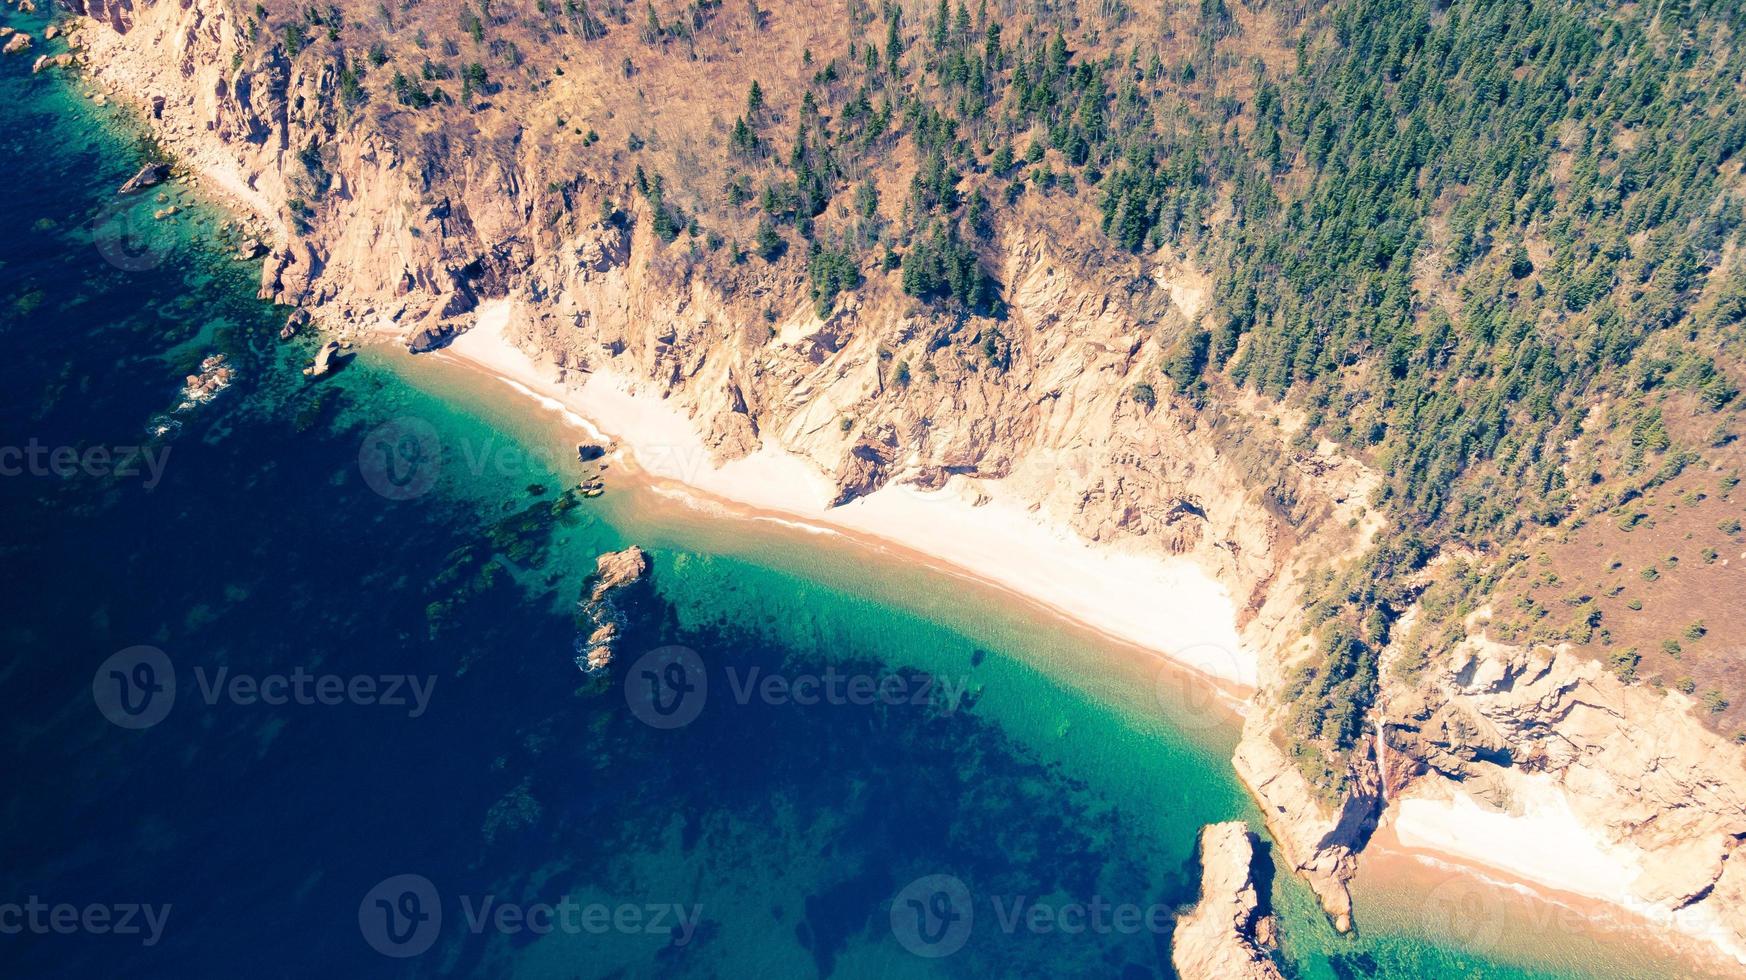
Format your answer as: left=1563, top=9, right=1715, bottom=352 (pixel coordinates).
left=1172, top=822, right=1283, bottom=980
left=576, top=443, right=607, bottom=462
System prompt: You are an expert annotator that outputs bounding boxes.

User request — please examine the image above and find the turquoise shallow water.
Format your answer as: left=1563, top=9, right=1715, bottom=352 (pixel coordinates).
left=0, top=22, right=1724, bottom=979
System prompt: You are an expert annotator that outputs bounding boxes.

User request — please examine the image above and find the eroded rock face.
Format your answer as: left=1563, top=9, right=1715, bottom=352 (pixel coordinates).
left=1387, top=628, right=1746, bottom=956
left=1173, top=822, right=1283, bottom=980
left=1232, top=731, right=1380, bottom=933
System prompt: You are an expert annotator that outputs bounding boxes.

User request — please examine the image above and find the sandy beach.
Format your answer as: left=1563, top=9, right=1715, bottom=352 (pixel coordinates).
left=438, top=299, right=1257, bottom=688
left=1384, top=775, right=1746, bottom=969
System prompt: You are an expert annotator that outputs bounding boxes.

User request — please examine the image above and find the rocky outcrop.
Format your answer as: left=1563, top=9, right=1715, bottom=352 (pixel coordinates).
left=1233, top=733, right=1380, bottom=933
left=1173, top=822, right=1283, bottom=980
left=117, top=162, right=170, bottom=194
left=1385, top=625, right=1746, bottom=958
left=4, top=32, right=31, bottom=54
left=303, top=340, right=341, bottom=379
left=576, top=546, right=649, bottom=671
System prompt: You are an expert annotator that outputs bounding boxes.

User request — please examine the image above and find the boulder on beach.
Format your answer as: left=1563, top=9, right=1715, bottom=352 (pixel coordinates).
left=118, top=162, right=171, bottom=195
left=406, top=320, right=456, bottom=354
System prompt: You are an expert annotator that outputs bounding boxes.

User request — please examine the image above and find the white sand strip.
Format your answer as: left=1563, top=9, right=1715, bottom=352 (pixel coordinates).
left=1391, top=775, right=1746, bottom=967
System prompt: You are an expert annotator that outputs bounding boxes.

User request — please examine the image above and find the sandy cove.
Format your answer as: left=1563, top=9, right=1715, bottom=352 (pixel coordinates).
left=1385, top=776, right=1746, bottom=970
left=440, top=299, right=1259, bottom=689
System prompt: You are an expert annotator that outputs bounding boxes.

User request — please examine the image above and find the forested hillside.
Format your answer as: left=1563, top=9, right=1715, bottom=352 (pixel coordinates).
left=244, top=0, right=1746, bottom=796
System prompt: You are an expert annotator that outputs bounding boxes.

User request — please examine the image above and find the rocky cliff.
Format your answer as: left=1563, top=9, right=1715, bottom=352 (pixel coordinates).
left=60, top=0, right=1746, bottom=962
left=1384, top=620, right=1746, bottom=961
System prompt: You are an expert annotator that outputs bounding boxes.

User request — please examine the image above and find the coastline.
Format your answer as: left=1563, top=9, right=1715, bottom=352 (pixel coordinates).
left=432, top=299, right=1746, bottom=975
left=1382, top=776, right=1746, bottom=970
left=1360, top=822, right=1746, bottom=979
left=438, top=299, right=1260, bottom=689
left=40, top=7, right=1746, bottom=975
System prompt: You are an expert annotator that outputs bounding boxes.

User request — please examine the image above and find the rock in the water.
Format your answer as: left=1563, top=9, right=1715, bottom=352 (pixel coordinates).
left=1172, top=823, right=1284, bottom=980
left=589, top=546, right=648, bottom=601
left=303, top=340, right=342, bottom=379
left=575, top=546, right=650, bottom=671
left=4, top=32, right=32, bottom=54
left=279, top=308, right=309, bottom=340
left=118, top=162, right=171, bottom=195
left=42, top=24, right=57, bottom=40
left=236, top=238, right=267, bottom=260
left=577, top=443, right=607, bottom=462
